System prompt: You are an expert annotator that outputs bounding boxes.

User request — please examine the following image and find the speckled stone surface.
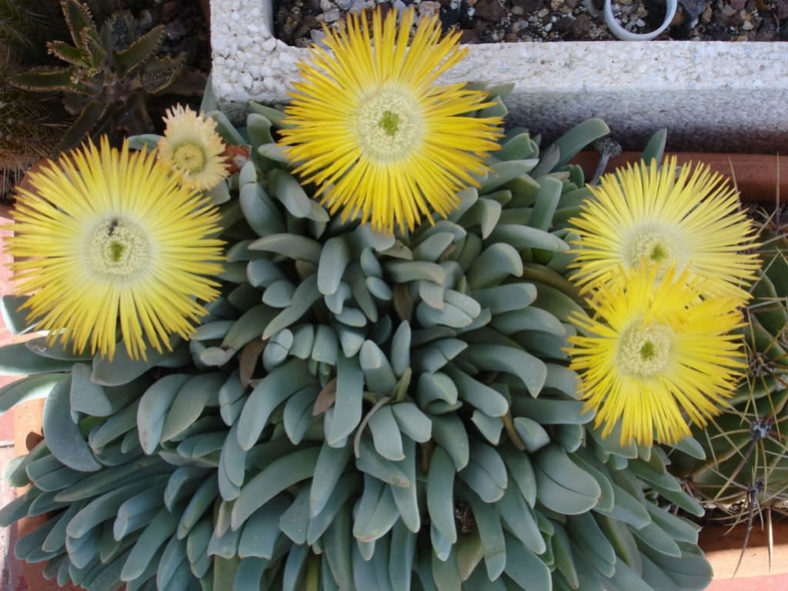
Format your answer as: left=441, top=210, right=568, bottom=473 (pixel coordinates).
left=210, top=0, right=788, bottom=152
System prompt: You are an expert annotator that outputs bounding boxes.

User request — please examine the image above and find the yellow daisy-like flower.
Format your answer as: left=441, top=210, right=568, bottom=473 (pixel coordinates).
left=279, top=7, right=504, bottom=234
left=158, top=104, right=228, bottom=190
left=568, top=264, right=746, bottom=446
left=6, top=137, right=225, bottom=360
left=568, top=157, right=759, bottom=300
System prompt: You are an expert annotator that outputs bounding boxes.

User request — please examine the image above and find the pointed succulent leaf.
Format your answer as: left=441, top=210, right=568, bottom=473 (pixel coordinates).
left=114, top=24, right=165, bottom=73
left=141, top=54, right=185, bottom=93
left=641, top=129, right=667, bottom=164
left=47, top=39, right=88, bottom=66
left=61, top=0, right=97, bottom=46
left=57, top=100, right=107, bottom=151
left=0, top=373, right=62, bottom=413
left=10, top=66, right=75, bottom=92
left=551, top=118, right=611, bottom=168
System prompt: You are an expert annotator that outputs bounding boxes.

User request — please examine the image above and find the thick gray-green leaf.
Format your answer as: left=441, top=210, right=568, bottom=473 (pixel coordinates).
left=43, top=374, right=101, bottom=472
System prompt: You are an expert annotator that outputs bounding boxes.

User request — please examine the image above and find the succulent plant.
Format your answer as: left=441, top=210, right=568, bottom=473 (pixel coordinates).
left=1, top=96, right=714, bottom=590
left=668, top=209, right=788, bottom=515
left=8, top=0, right=200, bottom=151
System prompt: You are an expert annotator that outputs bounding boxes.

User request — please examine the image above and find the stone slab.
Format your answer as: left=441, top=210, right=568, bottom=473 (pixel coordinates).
left=210, top=0, right=788, bottom=152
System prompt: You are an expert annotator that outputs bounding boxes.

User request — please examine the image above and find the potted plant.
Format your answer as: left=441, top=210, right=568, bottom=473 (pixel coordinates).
left=0, top=7, right=780, bottom=590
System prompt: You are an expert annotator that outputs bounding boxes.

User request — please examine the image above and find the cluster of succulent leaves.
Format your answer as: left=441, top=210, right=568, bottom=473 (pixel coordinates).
left=8, top=0, right=199, bottom=151
left=0, top=90, right=714, bottom=590
left=668, top=212, right=788, bottom=516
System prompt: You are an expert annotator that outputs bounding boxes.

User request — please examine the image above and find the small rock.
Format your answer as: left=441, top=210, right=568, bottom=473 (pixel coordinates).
left=778, top=0, right=788, bottom=20
left=511, top=17, right=528, bottom=32
left=323, top=8, right=341, bottom=22
left=440, top=5, right=461, bottom=26
left=160, top=0, right=181, bottom=23
left=320, top=0, right=333, bottom=10
left=701, top=4, right=713, bottom=22
left=511, top=5, right=524, bottom=14
left=335, top=0, right=353, bottom=8
left=512, top=0, right=542, bottom=12
left=458, top=28, right=481, bottom=43
left=554, top=15, right=575, bottom=33
left=572, top=12, right=592, bottom=37
left=719, top=4, right=735, bottom=16
left=418, top=0, right=442, bottom=17
left=537, top=7, right=550, bottom=17
left=755, top=14, right=776, bottom=40
left=678, top=0, right=705, bottom=22
left=165, top=19, right=186, bottom=40
left=351, top=0, right=374, bottom=10
left=310, top=29, right=327, bottom=43
left=474, top=0, right=506, bottom=20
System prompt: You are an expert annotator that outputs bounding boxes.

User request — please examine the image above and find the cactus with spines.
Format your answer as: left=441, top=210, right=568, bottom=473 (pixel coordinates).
left=668, top=210, right=788, bottom=515
left=0, top=71, right=68, bottom=203
left=0, top=96, right=715, bottom=589
left=0, top=0, right=65, bottom=60
left=0, top=0, right=69, bottom=203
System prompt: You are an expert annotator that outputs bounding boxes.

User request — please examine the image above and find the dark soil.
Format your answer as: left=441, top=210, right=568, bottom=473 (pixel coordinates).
left=275, top=0, right=788, bottom=46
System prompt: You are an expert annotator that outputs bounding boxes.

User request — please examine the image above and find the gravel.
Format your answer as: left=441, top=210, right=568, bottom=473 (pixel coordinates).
left=274, top=0, right=788, bottom=45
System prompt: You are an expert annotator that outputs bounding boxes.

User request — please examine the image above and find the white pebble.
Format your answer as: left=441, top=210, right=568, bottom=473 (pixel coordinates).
left=310, top=29, right=328, bottom=43
left=324, top=8, right=341, bottom=22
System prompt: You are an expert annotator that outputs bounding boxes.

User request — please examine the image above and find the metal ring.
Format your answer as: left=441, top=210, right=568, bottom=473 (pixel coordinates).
left=603, top=0, right=678, bottom=40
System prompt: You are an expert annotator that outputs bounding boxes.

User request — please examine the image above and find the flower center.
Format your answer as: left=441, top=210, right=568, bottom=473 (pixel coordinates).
left=622, top=222, right=684, bottom=273
left=378, top=110, right=400, bottom=136
left=618, top=321, right=674, bottom=378
left=87, top=217, right=151, bottom=281
left=357, top=86, right=422, bottom=162
left=172, top=143, right=206, bottom=173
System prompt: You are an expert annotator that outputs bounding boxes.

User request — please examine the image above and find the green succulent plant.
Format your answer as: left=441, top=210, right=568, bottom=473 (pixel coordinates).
left=8, top=0, right=196, bottom=151
left=0, top=95, right=714, bottom=590
left=668, top=211, right=788, bottom=515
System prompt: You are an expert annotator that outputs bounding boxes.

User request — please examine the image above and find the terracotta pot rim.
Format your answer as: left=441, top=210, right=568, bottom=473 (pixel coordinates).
left=573, top=151, right=786, bottom=205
